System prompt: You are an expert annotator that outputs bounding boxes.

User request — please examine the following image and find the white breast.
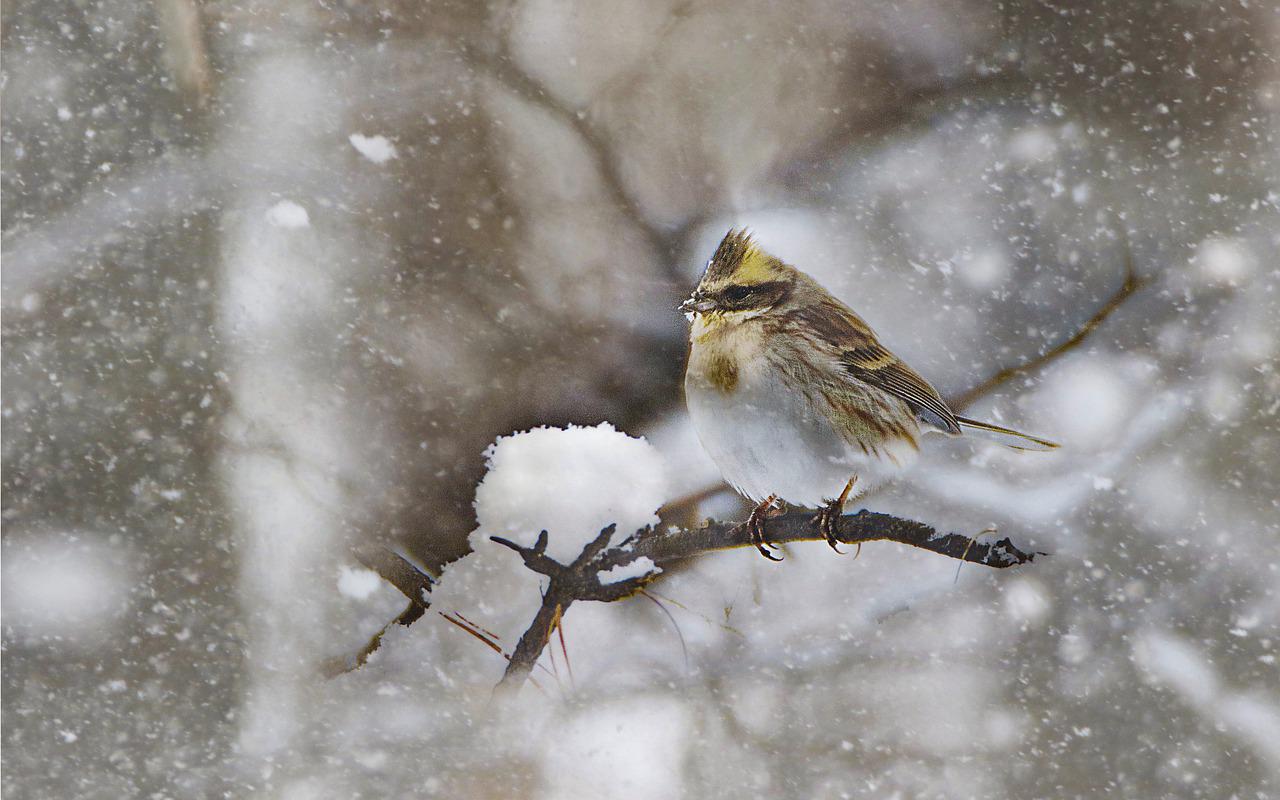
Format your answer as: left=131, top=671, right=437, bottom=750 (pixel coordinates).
left=685, top=342, right=916, bottom=508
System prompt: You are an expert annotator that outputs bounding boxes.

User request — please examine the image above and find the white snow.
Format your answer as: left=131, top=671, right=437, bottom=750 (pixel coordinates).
left=472, top=423, right=668, bottom=563
left=348, top=133, right=398, bottom=164
left=1194, top=237, right=1254, bottom=287
left=337, top=566, right=382, bottom=600
left=1008, top=126, right=1056, bottom=162
left=596, top=556, right=660, bottom=585
left=1, top=533, right=134, bottom=646
left=1134, top=629, right=1280, bottom=770
left=958, top=247, right=1008, bottom=288
left=540, top=697, right=691, bottom=800
left=425, top=534, right=546, bottom=650
left=265, top=199, right=310, bottom=228
left=1003, top=576, right=1051, bottom=625
left=1032, top=355, right=1135, bottom=449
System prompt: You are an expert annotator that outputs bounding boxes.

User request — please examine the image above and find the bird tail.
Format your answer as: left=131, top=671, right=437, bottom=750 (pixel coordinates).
left=954, top=415, right=1060, bottom=451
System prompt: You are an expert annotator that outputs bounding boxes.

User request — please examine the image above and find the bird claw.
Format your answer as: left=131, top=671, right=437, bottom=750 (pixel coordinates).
left=812, top=476, right=858, bottom=556
left=748, top=495, right=784, bottom=562
left=811, top=502, right=846, bottom=555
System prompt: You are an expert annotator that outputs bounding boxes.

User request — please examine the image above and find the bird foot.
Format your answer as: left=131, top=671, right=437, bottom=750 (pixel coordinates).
left=811, top=476, right=858, bottom=556
left=811, top=500, right=848, bottom=554
left=747, top=495, right=785, bottom=561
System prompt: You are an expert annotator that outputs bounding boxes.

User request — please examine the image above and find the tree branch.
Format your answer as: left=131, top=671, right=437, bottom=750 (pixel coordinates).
left=492, top=509, right=1038, bottom=692
left=947, top=242, right=1147, bottom=411
left=353, top=545, right=436, bottom=608
left=323, top=546, right=435, bottom=678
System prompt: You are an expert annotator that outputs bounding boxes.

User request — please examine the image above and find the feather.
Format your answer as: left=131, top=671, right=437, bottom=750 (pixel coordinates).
left=954, top=416, right=1060, bottom=451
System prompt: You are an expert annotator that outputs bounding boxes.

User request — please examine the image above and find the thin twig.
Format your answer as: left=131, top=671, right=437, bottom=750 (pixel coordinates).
left=354, top=545, right=436, bottom=607
left=498, top=587, right=573, bottom=691
left=640, top=589, right=690, bottom=673
left=555, top=610, right=576, bottom=689
left=948, top=246, right=1147, bottom=410
left=439, top=611, right=506, bottom=658
left=469, top=44, right=686, bottom=278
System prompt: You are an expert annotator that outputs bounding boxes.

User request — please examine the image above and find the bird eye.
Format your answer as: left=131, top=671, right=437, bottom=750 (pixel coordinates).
left=722, top=285, right=752, bottom=302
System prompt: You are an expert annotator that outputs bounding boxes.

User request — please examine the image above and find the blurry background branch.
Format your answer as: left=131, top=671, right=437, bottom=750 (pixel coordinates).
left=468, top=42, right=696, bottom=287
left=947, top=239, right=1147, bottom=410
left=493, top=510, right=1039, bottom=692
left=153, top=0, right=213, bottom=106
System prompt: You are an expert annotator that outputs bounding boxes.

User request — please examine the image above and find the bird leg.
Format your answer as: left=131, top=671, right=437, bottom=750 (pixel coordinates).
left=747, top=494, right=785, bottom=562
left=813, top=476, right=858, bottom=555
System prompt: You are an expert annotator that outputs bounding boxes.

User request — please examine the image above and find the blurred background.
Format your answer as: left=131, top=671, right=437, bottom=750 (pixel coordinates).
left=4, top=0, right=1279, bottom=797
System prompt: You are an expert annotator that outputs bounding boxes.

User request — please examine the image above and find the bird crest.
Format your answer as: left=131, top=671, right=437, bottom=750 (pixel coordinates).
left=700, top=228, right=788, bottom=288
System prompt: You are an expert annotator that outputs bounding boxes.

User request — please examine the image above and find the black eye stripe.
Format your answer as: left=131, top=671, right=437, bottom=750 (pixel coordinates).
left=718, top=280, right=791, bottom=305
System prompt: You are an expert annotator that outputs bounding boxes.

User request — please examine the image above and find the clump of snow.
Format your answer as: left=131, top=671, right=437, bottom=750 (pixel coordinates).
left=1003, top=576, right=1051, bottom=625
left=337, top=566, right=382, bottom=600
left=472, top=423, right=668, bottom=563
left=1193, top=237, right=1254, bottom=287
left=348, top=133, right=398, bottom=164
left=2, top=532, right=134, bottom=647
left=597, top=556, right=660, bottom=585
left=958, top=248, right=1007, bottom=289
left=1008, top=126, right=1057, bottom=162
left=265, top=199, right=310, bottom=228
left=1031, top=356, right=1135, bottom=450
left=407, top=424, right=669, bottom=682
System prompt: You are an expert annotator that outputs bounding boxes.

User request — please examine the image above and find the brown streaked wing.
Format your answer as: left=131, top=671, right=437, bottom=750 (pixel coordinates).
left=840, top=342, right=961, bottom=435
left=778, top=299, right=961, bottom=434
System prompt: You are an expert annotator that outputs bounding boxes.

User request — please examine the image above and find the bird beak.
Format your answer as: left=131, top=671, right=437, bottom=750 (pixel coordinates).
left=680, top=295, right=717, bottom=314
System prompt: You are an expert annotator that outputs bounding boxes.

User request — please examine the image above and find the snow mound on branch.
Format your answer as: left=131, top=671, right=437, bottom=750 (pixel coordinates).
left=264, top=199, right=310, bottom=228
left=336, top=566, right=382, bottom=600
left=597, top=556, right=660, bottom=585
left=348, top=133, right=398, bottom=164
left=472, top=423, right=668, bottom=563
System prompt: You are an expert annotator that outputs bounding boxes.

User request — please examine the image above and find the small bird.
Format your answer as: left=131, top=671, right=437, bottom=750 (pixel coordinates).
left=681, top=229, right=1058, bottom=560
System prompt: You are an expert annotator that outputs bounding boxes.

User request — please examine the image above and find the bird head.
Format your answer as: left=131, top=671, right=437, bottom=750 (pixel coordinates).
left=681, top=229, right=796, bottom=325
